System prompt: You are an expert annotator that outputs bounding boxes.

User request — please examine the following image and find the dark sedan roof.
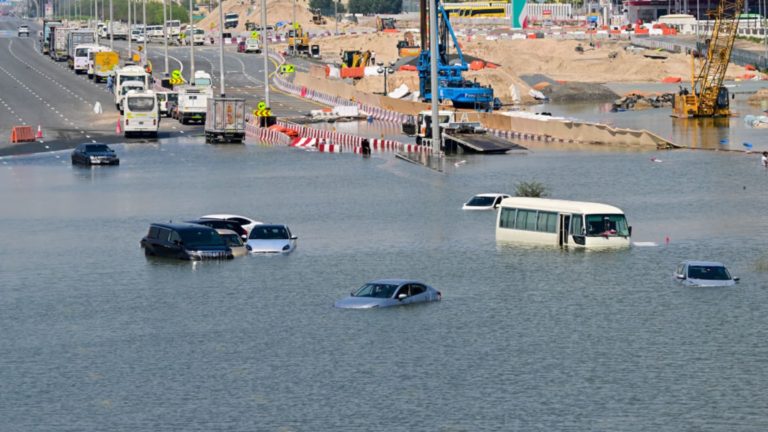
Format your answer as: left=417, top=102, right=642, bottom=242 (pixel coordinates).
left=150, top=222, right=216, bottom=231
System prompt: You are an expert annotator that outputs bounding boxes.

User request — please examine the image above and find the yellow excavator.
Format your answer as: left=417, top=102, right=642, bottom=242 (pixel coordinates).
left=340, top=50, right=372, bottom=68
left=673, top=0, right=742, bottom=118
left=287, top=24, right=320, bottom=58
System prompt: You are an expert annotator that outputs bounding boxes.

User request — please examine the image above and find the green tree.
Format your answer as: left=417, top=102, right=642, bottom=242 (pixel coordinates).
left=310, top=0, right=346, bottom=17
left=348, top=0, right=401, bottom=14
left=72, top=0, right=189, bottom=24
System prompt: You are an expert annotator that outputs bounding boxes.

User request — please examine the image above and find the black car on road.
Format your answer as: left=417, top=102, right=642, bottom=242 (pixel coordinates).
left=71, top=143, right=120, bottom=166
left=141, top=223, right=234, bottom=260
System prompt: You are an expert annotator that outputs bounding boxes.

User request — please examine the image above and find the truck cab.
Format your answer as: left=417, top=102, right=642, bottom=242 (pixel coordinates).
left=115, top=65, right=149, bottom=111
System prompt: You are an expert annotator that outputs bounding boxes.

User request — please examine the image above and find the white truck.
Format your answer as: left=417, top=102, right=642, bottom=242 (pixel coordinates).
left=72, top=43, right=100, bottom=74
left=176, top=84, right=212, bottom=124
left=102, top=21, right=128, bottom=40
left=205, top=98, right=245, bottom=143
left=67, top=29, right=96, bottom=69
left=115, top=65, right=149, bottom=111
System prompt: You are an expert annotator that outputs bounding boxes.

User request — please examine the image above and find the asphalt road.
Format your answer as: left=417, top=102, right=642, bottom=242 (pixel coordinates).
left=0, top=16, right=324, bottom=155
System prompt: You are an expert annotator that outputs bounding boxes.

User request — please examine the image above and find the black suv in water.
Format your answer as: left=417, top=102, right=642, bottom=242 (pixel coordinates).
left=141, top=223, right=233, bottom=260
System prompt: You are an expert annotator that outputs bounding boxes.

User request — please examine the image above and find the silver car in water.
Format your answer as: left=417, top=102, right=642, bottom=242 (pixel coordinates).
left=334, top=279, right=442, bottom=309
left=674, top=260, right=739, bottom=287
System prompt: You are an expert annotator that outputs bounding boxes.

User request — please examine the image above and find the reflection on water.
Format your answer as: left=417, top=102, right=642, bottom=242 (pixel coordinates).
left=2, top=138, right=768, bottom=430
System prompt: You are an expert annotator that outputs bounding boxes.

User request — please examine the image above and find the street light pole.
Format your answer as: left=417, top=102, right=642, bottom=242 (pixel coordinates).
left=292, top=0, right=296, bottom=54
left=163, top=0, right=168, bottom=75
left=109, top=0, right=113, bottom=49
left=142, top=0, right=147, bottom=65
left=261, top=0, right=269, bottom=107
left=189, top=0, right=195, bottom=83
left=335, top=0, right=338, bottom=35
left=217, top=0, right=225, bottom=96
left=429, top=0, right=440, bottom=154
left=127, top=0, right=132, bottom=57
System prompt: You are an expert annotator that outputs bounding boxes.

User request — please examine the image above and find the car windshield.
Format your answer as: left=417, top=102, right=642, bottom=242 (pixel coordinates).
left=179, top=229, right=226, bottom=248
left=249, top=226, right=289, bottom=240
left=585, top=214, right=629, bottom=237
left=688, top=265, right=731, bottom=280
left=194, top=77, right=211, bottom=86
left=85, top=144, right=111, bottom=152
left=76, top=48, right=89, bottom=56
left=466, top=196, right=495, bottom=206
left=353, top=283, right=398, bottom=298
left=127, top=96, right=155, bottom=111
left=221, top=233, right=243, bottom=246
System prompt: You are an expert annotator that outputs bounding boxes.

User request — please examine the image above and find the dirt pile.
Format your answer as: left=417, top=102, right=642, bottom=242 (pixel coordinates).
left=198, top=0, right=348, bottom=33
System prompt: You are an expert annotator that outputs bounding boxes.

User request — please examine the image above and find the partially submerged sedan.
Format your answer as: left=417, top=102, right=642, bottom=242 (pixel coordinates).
left=462, top=193, right=510, bottom=210
left=245, top=224, right=297, bottom=254
left=71, top=143, right=120, bottom=166
left=674, top=260, right=739, bottom=287
left=334, top=279, right=442, bottom=309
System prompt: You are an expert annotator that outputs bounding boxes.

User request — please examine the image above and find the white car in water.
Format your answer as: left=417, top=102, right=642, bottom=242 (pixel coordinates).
left=200, top=214, right=262, bottom=235
left=674, top=260, right=739, bottom=287
left=245, top=224, right=297, bottom=254
left=462, top=193, right=511, bottom=210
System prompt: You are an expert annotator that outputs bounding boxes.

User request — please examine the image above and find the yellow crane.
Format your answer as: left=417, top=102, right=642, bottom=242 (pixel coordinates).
left=673, top=0, right=743, bottom=118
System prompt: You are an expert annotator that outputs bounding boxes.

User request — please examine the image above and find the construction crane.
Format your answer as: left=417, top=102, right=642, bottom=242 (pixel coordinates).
left=417, top=0, right=500, bottom=111
left=673, top=0, right=743, bottom=118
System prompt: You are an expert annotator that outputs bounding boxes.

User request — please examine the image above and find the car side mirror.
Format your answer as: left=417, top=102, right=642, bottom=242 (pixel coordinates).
left=397, top=293, right=407, bottom=300
left=628, top=226, right=633, bottom=236
left=290, top=235, right=298, bottom=240
left=733, top=276, right=740, bottom=282
left=676, top=274, right=686, bottom=280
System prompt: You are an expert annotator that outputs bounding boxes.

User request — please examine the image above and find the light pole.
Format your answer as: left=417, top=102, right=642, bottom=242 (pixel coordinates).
left=162, top=0, right=168, bottom=76
left=377, top=62, right=394, bottom=95
left=109, top=0, right=112, bottom=49
left=189, top=0, right=195, bottom=84
left=292, top=0, right=296, bottom=54
left=261, top=0, right=269, bottom=107
left=127, top=0, right=131, bottom=58
left=217, top=0, right=225, bottom=96
left=334, top=0, right=338, bottom=35
left=429, top=0, right=440, bottom=154
left=142, top=0, right=147, bottom=65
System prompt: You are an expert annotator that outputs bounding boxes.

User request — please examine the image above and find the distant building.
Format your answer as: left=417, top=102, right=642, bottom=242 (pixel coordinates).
left=403, top=0, right=419, bottom=13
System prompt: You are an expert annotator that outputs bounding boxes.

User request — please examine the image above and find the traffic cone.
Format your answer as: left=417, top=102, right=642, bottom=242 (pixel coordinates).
left=36, top=125, right=43, bottom=139
left=116, top=116, right=122, bottom=134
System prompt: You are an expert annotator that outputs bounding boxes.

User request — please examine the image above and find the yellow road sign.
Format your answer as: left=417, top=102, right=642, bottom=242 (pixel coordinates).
left=251, top=31, right=259, bottom=39
left=280, top=64, right=295, bottom=74
left=257, top=101, right=267, bottom=111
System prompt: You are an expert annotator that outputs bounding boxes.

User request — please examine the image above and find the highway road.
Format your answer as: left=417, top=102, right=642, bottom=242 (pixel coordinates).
left=0, top=16, right=324, bottom=155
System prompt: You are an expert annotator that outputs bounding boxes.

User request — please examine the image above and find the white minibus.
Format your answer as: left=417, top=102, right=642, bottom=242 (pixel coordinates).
left=123, top=90, right=159, bottom=138
left=73, top=43, right=100, bottom=74
left=495, top=197, right=631, bottom=249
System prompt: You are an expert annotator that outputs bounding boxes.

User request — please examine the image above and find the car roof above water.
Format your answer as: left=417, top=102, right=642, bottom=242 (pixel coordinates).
left=150, top=222, right=215, bottom=232
left=681, top=260, right=727, bottom=267
left=367, top=278, right=422, bottom=285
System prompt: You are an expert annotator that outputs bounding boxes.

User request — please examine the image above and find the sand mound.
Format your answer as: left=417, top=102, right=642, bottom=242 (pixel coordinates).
left=198, top=0, right=344, bottom=33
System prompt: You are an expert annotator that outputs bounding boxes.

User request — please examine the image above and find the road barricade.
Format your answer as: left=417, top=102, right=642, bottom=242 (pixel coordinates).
left=10, top=125, right=35, bottom=143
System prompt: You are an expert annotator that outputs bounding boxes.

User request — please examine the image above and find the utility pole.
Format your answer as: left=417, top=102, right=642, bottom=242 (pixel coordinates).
left=261, top=0, right=269, bottom=107
left=334, top=0, right=338, bottom=35
left=429, top=0, right=440, bottom=155
left=109, top=0, right=113, bottom=49
left=189, top=0, right=195, bottom=83
left=292, top=0, right=296, bottom=54
left=142, top=0, right=147, bottom=64
left=217, top=0, right=225, bottom=96
left=163, top=0, right=168, bottom=75
left=127, top=0, right=132, bottom=57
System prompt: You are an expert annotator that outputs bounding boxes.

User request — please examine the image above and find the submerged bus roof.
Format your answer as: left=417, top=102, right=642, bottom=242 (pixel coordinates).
left=499, top=197, right=625, bottom=214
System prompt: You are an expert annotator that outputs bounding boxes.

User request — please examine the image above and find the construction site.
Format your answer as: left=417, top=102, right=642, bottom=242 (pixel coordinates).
left=201, top=0, right=766, bottom=150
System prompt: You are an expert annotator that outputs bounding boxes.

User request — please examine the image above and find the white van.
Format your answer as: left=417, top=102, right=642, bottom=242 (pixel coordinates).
left=73, top=43, right=100, bottom=74
left=184, top=27, right=205, bottom=45
left=147, top=25, right=163, bottom=40
left=156, top=91, right=178, bottom=117
left=495, top=197, right=631, bottom=249
left=123, top=90, right=159, bottom=138
left=115, top=65, right=149, bottom=110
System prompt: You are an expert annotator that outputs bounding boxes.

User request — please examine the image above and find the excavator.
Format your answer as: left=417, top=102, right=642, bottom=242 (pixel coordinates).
left=287, top=24, right=320, bottom=58
left=376, top=17, right=397, bottom=32
left=340, top=50, right=372, bottom=68
left=417, top=0, right=500, bottom=110
left=311, top=8, right=326, bottom=25
left=397, top=31, right=420, bottom=57
left=673, top=0, right=742, bottom=118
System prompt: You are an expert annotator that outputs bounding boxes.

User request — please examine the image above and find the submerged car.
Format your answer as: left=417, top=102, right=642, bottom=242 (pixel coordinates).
left=200, top=214, right=262, bottom=235
left=216, top=228, right=248, bottom=257
left=245, top=224, right=297, bottom=253
left=462, top=193, right=510, bottom=210
left=18, top=25, right=29, bottom=37
left=674, top=260, right=739, bottom=287
left=335, top=279, right=442, bottom=309
left=187, top=218, right=248, bottom=239
left=141, top=223, right=233, bottom=260
left=71, top=143, right=120, bottom=165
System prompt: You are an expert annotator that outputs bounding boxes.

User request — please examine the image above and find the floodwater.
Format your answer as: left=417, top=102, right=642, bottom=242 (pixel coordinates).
left=533, top=81, right=768, bottom=152
left=2, top=130, right=768, bottom=431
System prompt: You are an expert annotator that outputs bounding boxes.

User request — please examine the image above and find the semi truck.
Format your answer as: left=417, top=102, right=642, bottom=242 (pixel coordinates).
left=40, top=19, right=62, bottom=55
left=67, top=29, right=96, bottom=69
left=49, top=26, right=72, bottom=61
left=205, top=98, right=245, bottom=143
